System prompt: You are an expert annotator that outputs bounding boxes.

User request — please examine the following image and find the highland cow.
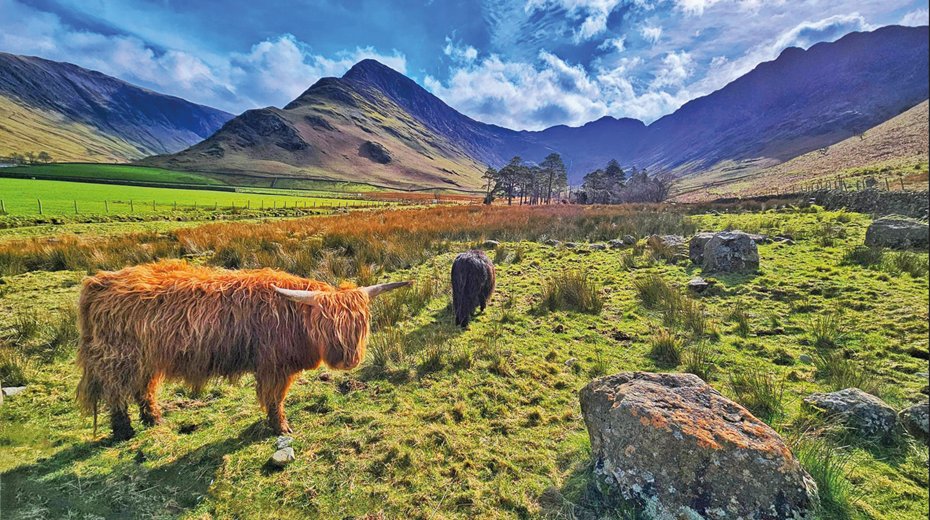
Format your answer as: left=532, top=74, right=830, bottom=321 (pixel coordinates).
left=76, top=260, right=410, bottom=440
left=451, top=250, right=495, bottom=327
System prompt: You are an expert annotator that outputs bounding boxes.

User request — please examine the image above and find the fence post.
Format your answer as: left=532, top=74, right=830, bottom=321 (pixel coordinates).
left=152, top=200, right=156, bottom=211
left=214, top=202, right=218, bottom=210
left=247, top=200, right=250, bottom=210
left=74, top=200, right=78, bottom=214
left=900, top=177, right=905, bottom=190
left=174, top=201, right=177, bottom=211
left=104, top=200, right=109, bottom=213
left=38, top=199, right=42, bottom=214
left=0, top=200, right=4, bottom=213
left=884, top=178, right=890, bottom=191
left=130, top=200, right=134, bottom=212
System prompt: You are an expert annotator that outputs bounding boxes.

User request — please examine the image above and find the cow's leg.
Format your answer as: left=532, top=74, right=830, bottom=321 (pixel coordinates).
left=257, top=372, right=298, bottom=434
left=136, top=373, right=164, bottom=427
left=109, top=399, right=134, bottom=441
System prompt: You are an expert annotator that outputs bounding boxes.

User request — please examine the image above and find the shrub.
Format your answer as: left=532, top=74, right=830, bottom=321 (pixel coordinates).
left=540, top=270, right=604, bottom=314
left=728, top=367, right=784, bottom=424
left=648, top=329, right=682, bottom=366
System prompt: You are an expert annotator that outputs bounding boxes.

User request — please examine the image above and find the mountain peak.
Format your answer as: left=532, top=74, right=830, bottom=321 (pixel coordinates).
left=343, top=59, right=405, bottom=82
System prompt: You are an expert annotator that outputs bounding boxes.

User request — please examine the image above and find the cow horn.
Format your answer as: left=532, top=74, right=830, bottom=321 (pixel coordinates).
left=272, top=285, right=324, bottom=305
left=361, top=280, right=413, bottom=298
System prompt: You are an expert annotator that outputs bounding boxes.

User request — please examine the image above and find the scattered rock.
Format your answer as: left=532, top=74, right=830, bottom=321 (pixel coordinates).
left=276, top=436, right=294, bottom=450
left=269, top=447, right=296, bottom=468
left=798, top=354, right=813, bottom=364
left=590, top=243, right=607, bottom=251
left=544, top=239, right=561, bottom=247
left=564, top=357, right=578, bottom=367
left=580, top=372, right=818, bottom=520
left=608, top=239, right=625, bottom=249
left=2, top=386, right=26, bottom=397
left=481, top=240, right=500, bottom=249
left=803, top=388, right=897, bottom=439
left=622, top=235, right=637, bottom=245
left=702, top=231, right=760, bottom=273
left=686, top=276, right=711, bottom=293
left=748, top=233, right=770, bottom=244
left=553, top=323, right=565, bottom=333
left=647, top=234, right=685, bottom=249
left=564, top=242, right=579, bottom=249
left=899, top=401, right=929, bottom=442
left=689, top=232, right=715, bottom=265
left=864, top=217, right=929, bottom=249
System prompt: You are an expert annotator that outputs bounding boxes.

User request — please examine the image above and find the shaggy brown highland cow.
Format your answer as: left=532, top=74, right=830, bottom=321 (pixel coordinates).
left=76, top=260, right=410, bottom=440
left=451, top=250, right=495, bottom=327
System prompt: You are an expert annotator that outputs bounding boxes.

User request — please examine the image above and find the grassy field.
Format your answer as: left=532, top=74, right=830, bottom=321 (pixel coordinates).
left=0, top=205, right=927, bottom=519
left=1, top=164, right=226, bottom=186
left=0, top=177, right=386, bottom=216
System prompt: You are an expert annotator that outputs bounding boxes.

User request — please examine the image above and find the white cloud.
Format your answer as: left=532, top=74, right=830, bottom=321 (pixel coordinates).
left=598, top=36, right=626, bottom=52
left=650, top=51, right=693, bottom=89
left=674, top=0, right=722, bottom=16
left=641, top=24, right=663, bottom=45
left=0, top=0, right=406, bottom=114
left=443, top=38, right=479, bottom=63
left=899, top=8, right=929, bottom=27
left=525, top=0, right=624, bottom=41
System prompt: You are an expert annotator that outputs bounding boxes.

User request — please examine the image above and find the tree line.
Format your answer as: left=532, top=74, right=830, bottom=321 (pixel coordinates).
left=482, top=154, right=671, bottom=205
left=3, top=151, right=54, bottom=165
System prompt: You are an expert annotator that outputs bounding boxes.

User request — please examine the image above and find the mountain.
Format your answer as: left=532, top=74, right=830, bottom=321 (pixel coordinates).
left=0, top=52, right=232, bottom=162
left=638, top=24, right=929, bottom=177
left=148, top=24, right=928, bottom=190
left=673, top=99, right=929, bottom=201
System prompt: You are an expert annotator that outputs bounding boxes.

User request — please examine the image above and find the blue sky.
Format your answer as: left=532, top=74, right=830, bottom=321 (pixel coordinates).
left=1, top=0, right=927, bottom=129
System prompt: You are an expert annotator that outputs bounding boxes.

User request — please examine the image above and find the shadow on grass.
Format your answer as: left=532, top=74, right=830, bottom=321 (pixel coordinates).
left=0, top=421, right=268, bottom=518
left=538, top=449, right=643, bottom=520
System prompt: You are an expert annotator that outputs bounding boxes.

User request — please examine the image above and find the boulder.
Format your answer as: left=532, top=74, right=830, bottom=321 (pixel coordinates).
left=544, top=239, right=561, bottom=247
left=689, top=232, right=715, bottom=265
left=622, top=235, right=637, bottom=245
left=647, top=234, right=685, bottom=249
left=275, top=436, right=294, bottom=450
left=803, top=388, right=897, bottom=439
left=900, top=401, right=929, bottom=442
left=590, top=243, right=607, bottom=251
left=702, top=231, right=759, bottom=273
left=580, top=372, right=818, bottom=519
left=608, top=239, right=625, bottom=249
left=1, top=386, right=26, bottom=397
left=864, top=217, right=929, bottom=249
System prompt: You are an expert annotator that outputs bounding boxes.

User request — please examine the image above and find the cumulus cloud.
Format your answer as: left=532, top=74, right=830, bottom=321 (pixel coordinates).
left=443, top=38, right=479, bottom=63
left=0, top=0, right=405, bottom=113
left=899, top=8, right=929, bottom=27
left=650, top=51, right=694, bottom=89
left=674, top=0, right=722, bottom=16
left=597, top=36, right=627, bottom=52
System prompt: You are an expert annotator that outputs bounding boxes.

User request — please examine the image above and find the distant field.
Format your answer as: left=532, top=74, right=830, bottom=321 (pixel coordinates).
left=0, top=177, right=384, bottom=216
left=1, top=163, right=225, bottom=186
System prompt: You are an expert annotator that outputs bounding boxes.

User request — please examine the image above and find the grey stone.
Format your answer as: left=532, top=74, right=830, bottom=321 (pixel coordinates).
left=900, top=401, right=929, bottom=442
left=647, top=234, right=685, bottom=249
left=864, top=217, right=929, bottom=249
left=686, top=277, right=711, bottom=293
left=798, top=354, right=814, bottom=364
left=565, top=242, right=579, bottom=249
left=803, top=388, right=897, bottom=439
left=481, top=240, right=500, bottom=249
left=622, top=235, right=637, bottom=245
left=689, top=232, right=715, bottom=265
left=275, top=436, right=293, bottom=450
left=590, top=243, right=607, bottom=251
left=544, top=239, right=561, bottom=247
left=269, top=447, right=296, bottom=468
left=564, top=357, right=578, bottom=367
left=580, top=372, right=818, bottom=520
left=748, top=233, right=770, bottom=244
left=702, top=231, right=760, bottom=273
left=2, top=386, right=26, bottom=397
left=608, top=239, right=625, bottom=249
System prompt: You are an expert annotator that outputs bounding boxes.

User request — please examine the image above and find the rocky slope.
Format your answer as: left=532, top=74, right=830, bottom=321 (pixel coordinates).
left=0, top=52, right=232, bottom=162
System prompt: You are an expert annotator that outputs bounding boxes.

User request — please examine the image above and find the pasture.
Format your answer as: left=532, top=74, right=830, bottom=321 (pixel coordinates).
left=0, top=177, right=385, bottom=217
left=0, top=204, right=927, bottom=519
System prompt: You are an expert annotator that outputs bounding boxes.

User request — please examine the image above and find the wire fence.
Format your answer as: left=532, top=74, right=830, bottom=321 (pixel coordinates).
left=0, top=197, right=386, bottom=216
left=752, top=174, right=925, bottom=198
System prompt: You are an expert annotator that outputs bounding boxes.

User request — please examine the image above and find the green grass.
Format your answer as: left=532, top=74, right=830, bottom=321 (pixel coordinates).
left=2, top=163, right=226, bottom=185
left=0, top=177, right=386, bottom=216
left=0, top=208, right=927, bottom=518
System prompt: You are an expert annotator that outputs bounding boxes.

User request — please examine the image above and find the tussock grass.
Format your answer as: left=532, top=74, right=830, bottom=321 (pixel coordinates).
left=682, top=341, right=717, bottom=381
left=728, top=303, right=751, bottom=337
left=633, top=274, right=676, bottom=309
left=0, top=345, right=29, bottom=386
left=540, top=270, right=604, bottom=314
left=794, top=438, right=858, bottom=519
left=813, top=350, right=884, bottom=396
left=648, top=329, right=682, bottom=366
left=808, top=313, right=844, bottom=349
left=728, top=366, right=784, bottom=424
left=34, top=305, right=79, bottom=361
left=886, top=251, right=929, bottom=278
